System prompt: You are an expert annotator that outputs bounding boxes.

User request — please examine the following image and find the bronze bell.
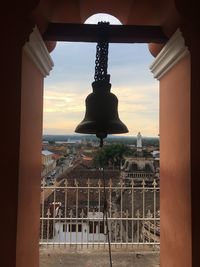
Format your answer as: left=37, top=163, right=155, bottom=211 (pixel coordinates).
left=75, top=75, right=128, bottom=139
left=75, top=22, right=128, bottom=141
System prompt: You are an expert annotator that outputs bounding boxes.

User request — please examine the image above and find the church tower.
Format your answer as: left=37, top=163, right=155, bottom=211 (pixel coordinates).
left=137, top=132, right=142, bottom=151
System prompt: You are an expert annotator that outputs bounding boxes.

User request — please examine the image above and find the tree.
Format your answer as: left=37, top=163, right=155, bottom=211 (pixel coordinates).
left=93, top=144, right=132, bottom=168
left=48, top=140, right=55, bottom=145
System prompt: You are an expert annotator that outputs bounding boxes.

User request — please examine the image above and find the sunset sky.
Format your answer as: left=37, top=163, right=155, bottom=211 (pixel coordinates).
left=43, top=14, right=159, bottom=137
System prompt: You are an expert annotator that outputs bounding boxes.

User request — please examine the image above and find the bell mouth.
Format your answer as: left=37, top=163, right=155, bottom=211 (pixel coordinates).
left=75, top=120, right=128, bottom=135
left=74, top=35, right=129, bottom=140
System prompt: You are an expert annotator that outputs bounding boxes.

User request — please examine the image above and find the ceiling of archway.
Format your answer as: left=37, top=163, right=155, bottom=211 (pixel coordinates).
left=33, top=0, right=180, bottom=36
left=32, top=0, right=180, bottom=56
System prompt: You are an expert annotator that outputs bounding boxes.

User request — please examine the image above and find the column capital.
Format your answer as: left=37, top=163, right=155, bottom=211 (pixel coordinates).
left=150, top=29, right=189, bottom=80
left=23, top=26, right=54, bottom=77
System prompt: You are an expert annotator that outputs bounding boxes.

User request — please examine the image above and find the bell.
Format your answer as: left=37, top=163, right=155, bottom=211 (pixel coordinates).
left=75, top=75, right=128, bottom=139
left=75, top=23, right=128, bottom=142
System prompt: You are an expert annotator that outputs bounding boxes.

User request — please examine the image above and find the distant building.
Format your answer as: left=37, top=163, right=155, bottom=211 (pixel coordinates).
left=135, top=132, right=144, bottom=157
left=151, top=150, right=160, bottom=159
left=41, top=150, right=56, bottom=177
left=121, top=156, right=155, bottom=182
left=66, top=138, right=81, bottom=145
left=137, top=132, right=142, bottom=149
left=151, top=150, right=160, bottom=179
left=41, top=163, right=120, bottom=243
left=52, top=210, right=105, bottom=243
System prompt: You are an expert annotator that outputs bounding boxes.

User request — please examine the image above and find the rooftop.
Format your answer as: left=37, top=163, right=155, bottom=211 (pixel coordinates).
left=42, top=150, right=54, bottom=156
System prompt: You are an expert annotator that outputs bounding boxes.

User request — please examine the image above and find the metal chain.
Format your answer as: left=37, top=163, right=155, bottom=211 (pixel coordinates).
left=94, top=22, right=109, bottom=81
left=94, top=41, right=109, bottom=81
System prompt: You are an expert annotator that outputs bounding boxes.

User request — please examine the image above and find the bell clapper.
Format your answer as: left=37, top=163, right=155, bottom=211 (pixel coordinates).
left=100, top=137, right=103, bottom=147
left=96, top=132, right=107, bottom=148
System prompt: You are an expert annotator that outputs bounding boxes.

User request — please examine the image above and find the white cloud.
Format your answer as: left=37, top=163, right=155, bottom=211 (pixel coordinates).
left=44, top=15, right=159, bottom=136
left=43, top=82, right=159, bottom=136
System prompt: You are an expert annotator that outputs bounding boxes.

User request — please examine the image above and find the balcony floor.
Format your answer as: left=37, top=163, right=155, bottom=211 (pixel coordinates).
left=40, top=247, right=159, bottom=267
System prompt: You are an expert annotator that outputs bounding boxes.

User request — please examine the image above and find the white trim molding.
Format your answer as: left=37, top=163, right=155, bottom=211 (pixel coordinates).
left=150, top=29, right=189, bottom=80
left=23, top=26, right=54, bottom=77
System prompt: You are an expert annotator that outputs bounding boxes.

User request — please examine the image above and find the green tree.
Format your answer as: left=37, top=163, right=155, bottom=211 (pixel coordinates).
left=93, top=144, right=132, bottom=168
left=48, top=140, right=55, bottom=145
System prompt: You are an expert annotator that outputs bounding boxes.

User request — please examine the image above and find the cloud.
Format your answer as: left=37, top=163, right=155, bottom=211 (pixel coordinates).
left=44, top=90, right=86, bottom=114
left=44, top=31, right=159, bottom=136
left=43, top=82, right=159, bottom=137
left=113, top=85, right=158, bottom=113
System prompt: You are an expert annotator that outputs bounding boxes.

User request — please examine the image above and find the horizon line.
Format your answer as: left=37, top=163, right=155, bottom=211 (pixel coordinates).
left=43, top=133, right=159, bottom=138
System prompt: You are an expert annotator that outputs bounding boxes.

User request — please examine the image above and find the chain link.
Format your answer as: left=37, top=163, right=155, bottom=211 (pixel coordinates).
left=94, top=22, right=109, bottom=82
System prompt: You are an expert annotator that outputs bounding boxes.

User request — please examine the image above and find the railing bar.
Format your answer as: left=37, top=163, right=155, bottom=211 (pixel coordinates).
left=142, top=179, right=145, bottom=244
left=53, top=188, right=56, bottom=248
left=70, top=211, right=72, bottom=248
left=154, top=181, right=156, bottom=243
left=114, top=219, right=116, bottom=248
left=40, top=217, right=160, bottom=221
left=81, top=210, right=83, bottom=249
left=58, top=214, right=61, bottom=247
left=120, top=181, right=123, bottom=247
left=64, top=184, right=67, bottom=246
left=41, top=186, right=160, bottom=190
left=98, top=185, right=101, bottom=247
left=137, top=218, right=139, bottom=243
left=103, top=213, right=106, bottom=249
left=92, top=214, right=95, bottom=248
left=76, top=183, right=78, bottom=246
left=109, top=180, right=112, bottom=218
left=41, top=177, right=45, bottom=243
left=87, top=179, right=89, bottom=249
left=76, top=223, right=78, bottom=246
left=126, top=210, right=128, bottom=247
left=47, top=213, right=50, bottom=247
left=132, top=183, right=134, bottom=246
left=39, top=242, right=160, bottom=245
left=87, top=219, right=89, bottom=249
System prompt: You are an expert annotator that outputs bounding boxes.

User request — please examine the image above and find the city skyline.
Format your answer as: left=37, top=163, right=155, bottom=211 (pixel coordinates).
left=43, top=14, right=159, bottom=137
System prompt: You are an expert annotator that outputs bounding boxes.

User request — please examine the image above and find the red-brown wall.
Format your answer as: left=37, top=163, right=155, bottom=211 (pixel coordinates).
left=16, top=51, right=44, bottom=267
left=160, top=55, right=191, bottom=267
left=188, top=30, right=200, bottom=267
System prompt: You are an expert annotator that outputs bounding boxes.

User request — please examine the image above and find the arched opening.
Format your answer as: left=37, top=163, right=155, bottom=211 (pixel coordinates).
left=3, top=2, right=195, bottom=267
left=41, top=12, right=160, bottom=266
left=43, top=13, right=159, bottom=138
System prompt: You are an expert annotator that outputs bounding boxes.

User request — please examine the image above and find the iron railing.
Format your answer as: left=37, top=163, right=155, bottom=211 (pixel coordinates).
left=40, top=176, right=160, bottom=248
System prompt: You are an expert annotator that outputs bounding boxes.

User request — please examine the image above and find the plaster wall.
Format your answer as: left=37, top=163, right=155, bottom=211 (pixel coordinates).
left=184, top=27, right=200, bottom=267
left=160, top=55, right=191, bottom=267
left=53, top=222, right=106, bottom=243
left=16, top=51, right=44, bottom=267
left=1, top=30, right=26, bottom=267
